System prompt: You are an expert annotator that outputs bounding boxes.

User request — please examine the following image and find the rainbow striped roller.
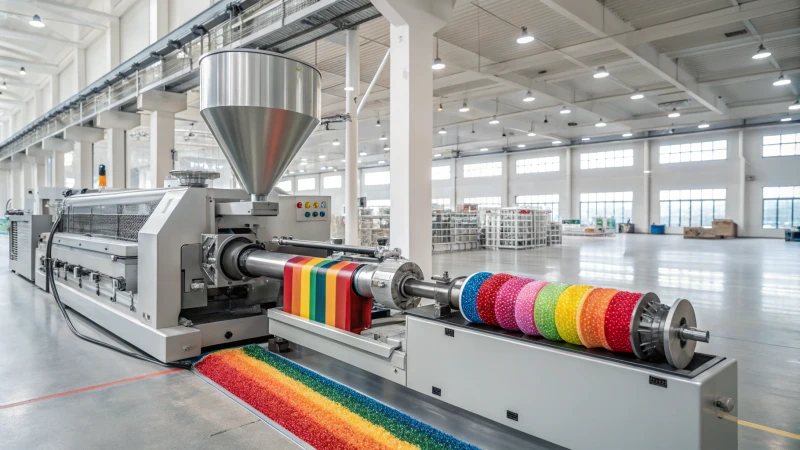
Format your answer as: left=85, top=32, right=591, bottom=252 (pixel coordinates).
left=195, top=345, right=479, bottom=450
left=283, top=256, right=371, bottom=333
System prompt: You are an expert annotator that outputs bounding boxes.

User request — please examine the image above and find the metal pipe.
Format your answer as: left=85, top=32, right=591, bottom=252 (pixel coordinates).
left=357, top=48, right=390, bottom=116
left=240, top=250, right=296, bottom=279
left=402, top=278, right=463, bottom=310
left=270, top=237, right=381, bottom=257
left=679, top=327, right=710, bottom=343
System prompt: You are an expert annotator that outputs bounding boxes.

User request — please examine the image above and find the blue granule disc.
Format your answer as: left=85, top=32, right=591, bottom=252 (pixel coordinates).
left=459, top=271, right=493, bottom=323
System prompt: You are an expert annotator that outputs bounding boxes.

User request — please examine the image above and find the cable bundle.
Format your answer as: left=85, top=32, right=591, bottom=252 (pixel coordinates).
left=459, top=271, right=647, bottom=356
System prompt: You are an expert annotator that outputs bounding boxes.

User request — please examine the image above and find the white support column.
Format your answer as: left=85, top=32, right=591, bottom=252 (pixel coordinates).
left=565, top=147, right=573, bottom=220
left=643, top=140, right=651, bottom=231
left=344, top=28, right=360, bottom=246
left=450, top=158, right=457, bottom=207
left=72, top=142, right=94, bottom=189
left=371, top=0, right=455, bottom=277
left=96, top=111, right=140, bottom=188
left=0, top=166, right=9, bottom=214
left=107, top=18, right=121, bottom=68
left=74, top=48, right=86, bottom=91
left=42, top=138, right=72, bottom=187
left=738, top=129, right=746, bottom=231
left=137, top=91, right=187, bottom=188
left=10, top=159, right=21, bottom=208
left=503, top=153, right=511, bottom=207
left=12, top=154, right=34, bottom=211
left=150, top=0, right=169, bottom=44
left=49, top=74, right=59, bottom=107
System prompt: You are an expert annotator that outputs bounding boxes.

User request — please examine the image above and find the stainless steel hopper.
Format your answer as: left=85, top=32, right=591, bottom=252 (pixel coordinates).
left=199, top=49, right=322, bottom=200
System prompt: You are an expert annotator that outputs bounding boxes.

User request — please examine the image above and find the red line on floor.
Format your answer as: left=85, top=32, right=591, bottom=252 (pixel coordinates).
left=0, top=368, right=183, bottom=410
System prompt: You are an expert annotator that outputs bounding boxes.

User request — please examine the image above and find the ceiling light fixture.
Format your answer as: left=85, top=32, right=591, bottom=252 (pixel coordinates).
left=318, top=154, right=326, bottom=159
left=375, top=119, right=381, bottom=127
left=299, top=169, right=305, bottom=173
left=29, top=14, right=45, bottom=28
left=517, top=26, right=534, bottom=44
left=523, top=90, right=535, bottom=102
left=433, top=153, right=442, bottom=157
left=438, top=128, right=447, bottom=134
left=582, top=137, right=590, bottom=141
left=19, top=67, right=26, bottom=76
left=698, top=121, right=710, bottom=129
left=480, top=147, right=489, bottom=151
left=289, top=171, right=295, bottom=174
left=560, top=106, right=571, bottom=114
left=432, top=36, right=445, bottom=70
left=668, top=108, right=681, bottom=118
left=459, top=100, right=470, bottom=112
left=359, top=151, right=367, bottom=156
left=630, top=90, right=644, bottom=100
left=379, top=160, right=386, bottom=164
left=552, top=140, right=562, bottom=145
left=300, top=158, right=307, bottom=162
left=752, top=44, right=771, bottom=60
left=384, top=144, right=390, bottom=151
left=0, top=81, right=6, bottom=90
left=789, top=98, right=800, bottom=110
left=300, top=162, right=308, bottom=166
left=527, top=131, right=536, bottom=137
left=379, top=133, right=387, bottom=140
left=438, top=102, right=444, bottom=112
left=489, top=116, right=499, bottom=124
left=517, top=143, right=525, bottom=148
left=593, top=66, right=609, bottom=79
left=595, top=118, right=607, bottom=127
left=622, top=133, right=633, bottom=137
left=332, top=139, right=340, bottom=146
left=781, top=117, right=792, bottom=122
left=773, top=74, right=791, bottom=86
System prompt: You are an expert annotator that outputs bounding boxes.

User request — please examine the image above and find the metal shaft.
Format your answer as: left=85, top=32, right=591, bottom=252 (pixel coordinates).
left=271, top=237, right=381, bottom=257
left=402, top=278, right=463, bottom=310
left=679, top=327, right=710, bottom=343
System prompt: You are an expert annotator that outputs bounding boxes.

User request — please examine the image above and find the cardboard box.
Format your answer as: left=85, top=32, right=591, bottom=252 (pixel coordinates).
left=683, top=227, right=718, bottom=239
left=712, top=219, right=737, bottom=238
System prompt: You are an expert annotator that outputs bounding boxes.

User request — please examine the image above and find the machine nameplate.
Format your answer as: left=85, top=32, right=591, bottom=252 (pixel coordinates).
left=649, top=376, right=668, bottom=388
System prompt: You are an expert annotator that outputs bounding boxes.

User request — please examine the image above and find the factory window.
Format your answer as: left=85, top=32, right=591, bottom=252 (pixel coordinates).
left=515, top=194, right=559, bottom=221
left=432, top=198, right=451, bottom=208
left=366, top=199, right=390, bottom=207
left=762, top=186, right=800, bottom=228
left=463, top=161, right=502, bottom=178
left=659, top=140, right=727, bottom=164
left=580, top=150, right=633, bottom=169
left=516, top=156, right=560, bottom=174
left=762, top=134, right=799, bottom=157
left=659, top=189, right=726, bottom=227
left=432, top=165, right=451, bottom=180
left=580, top=191, right=632, bottom=225
left=276, top=180, right=292, bottom=192
left=364, top=171, right=390, bottom=185
left=463, top=196, right=501, bottom=207
left=296, top=177, right=315, bottom=191
left=323, top=175, right=342, bottom=189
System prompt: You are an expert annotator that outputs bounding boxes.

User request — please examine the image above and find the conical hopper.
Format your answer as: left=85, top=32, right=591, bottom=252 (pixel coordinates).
left=199, top=49, right=321, bottom=199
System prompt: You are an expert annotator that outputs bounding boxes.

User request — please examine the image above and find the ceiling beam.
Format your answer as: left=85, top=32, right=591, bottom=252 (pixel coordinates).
left=0, top=29, right=84, bottom=48
left=13, top=0, right=118, bottom=20
left=537, top=0, right=728, bottom=115
left=699, top=64, right=800, bottom=86
left=0, top=56, right=59, bottom=74
left=664, top=27, right=800, bottom=59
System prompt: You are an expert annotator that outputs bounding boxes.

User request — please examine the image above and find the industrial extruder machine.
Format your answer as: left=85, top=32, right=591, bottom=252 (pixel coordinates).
left=35, top=49, right=737, bottom=450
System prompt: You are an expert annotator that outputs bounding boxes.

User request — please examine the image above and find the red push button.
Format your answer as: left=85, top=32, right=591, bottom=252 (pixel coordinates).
left=296, top=202, right=303, bottom=208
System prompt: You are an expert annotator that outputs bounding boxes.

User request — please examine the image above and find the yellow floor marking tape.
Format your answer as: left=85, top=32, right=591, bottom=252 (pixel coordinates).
left=722, top=414, right=800, bottom=440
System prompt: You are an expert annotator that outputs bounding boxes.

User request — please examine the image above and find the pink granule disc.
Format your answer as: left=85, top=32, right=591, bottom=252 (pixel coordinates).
left=514, top=280, right=549, bottom=335
left=494, top=277, right=535, bottom=330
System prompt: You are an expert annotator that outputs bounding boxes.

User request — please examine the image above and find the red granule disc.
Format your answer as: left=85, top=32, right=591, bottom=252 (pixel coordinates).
left=603, top=291, right=643, bottom=353
left=476, top=273, right=514, bottom=326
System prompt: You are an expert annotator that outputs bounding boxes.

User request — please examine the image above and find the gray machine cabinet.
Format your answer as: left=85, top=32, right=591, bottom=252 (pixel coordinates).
left=405, top=314, right=738, bottom=450
left=9, top=215, right=52, bottom=282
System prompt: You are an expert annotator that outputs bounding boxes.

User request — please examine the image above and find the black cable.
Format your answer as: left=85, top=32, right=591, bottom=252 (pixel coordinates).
left=46, top=214, right=191, bottom=370
left=3, top=199, right=11, bottom=215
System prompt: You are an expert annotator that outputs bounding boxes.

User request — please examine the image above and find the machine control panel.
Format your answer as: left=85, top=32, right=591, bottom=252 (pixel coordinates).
left=294, top=196, right=330, bottom=222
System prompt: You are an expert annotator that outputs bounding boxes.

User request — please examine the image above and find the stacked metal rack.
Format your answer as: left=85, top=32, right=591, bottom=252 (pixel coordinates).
left=358, top=207, right=390, bottom=247
left=548, top=222, right=562, bottom=246
left=432, top=206, right=480, bottom=253
left=485, top=207, right=551, bottom=249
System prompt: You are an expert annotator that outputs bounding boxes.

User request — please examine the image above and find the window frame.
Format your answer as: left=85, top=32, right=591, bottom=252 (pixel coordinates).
left=659, top=140, right=727, bottom=164
left=579, top=191, right=633, bottom=225
left=762, top=133, right=800, bottom=158
left=658, top=189, right=726, bottom=227
left=463, top=161, right=502, bottom=178
left=579, top=149, right=634, bottom=170
left=761, top=185, right=800, bottom=228
left=515, top=156, right=560, bottom=174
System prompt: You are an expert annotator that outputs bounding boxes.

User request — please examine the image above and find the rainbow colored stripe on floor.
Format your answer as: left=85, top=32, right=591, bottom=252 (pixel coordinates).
left=194, top=345, right=478, bottom=450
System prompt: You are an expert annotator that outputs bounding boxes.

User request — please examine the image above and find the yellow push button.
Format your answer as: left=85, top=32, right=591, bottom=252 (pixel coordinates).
left=305, top=202, right=311, bottom=208
left=314, top=202, right=319, bottom=208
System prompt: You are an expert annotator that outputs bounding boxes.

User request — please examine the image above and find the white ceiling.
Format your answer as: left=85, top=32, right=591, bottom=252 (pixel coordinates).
left=263, top=0, right=800, bottom=175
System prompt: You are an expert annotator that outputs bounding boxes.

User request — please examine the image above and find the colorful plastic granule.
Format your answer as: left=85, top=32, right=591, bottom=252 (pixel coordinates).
left=554, top=285, right=595, bottom=345
left=533, top=283, right=570, bottom=341
left=494, top=277, right=535, bottom=331
left=514, top=280, right=549, bottom=336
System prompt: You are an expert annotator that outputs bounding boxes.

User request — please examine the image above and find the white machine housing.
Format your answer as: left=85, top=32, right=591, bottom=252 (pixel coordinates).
left=37, top=186, right=331, bottom=362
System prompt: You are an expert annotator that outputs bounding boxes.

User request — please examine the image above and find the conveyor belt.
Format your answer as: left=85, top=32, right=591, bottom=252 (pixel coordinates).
left=405, top=305, right=724, bottom=379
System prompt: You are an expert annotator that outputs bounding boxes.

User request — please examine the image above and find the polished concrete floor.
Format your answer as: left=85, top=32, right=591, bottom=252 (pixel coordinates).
left=1, top=234, right=798, bottom=449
